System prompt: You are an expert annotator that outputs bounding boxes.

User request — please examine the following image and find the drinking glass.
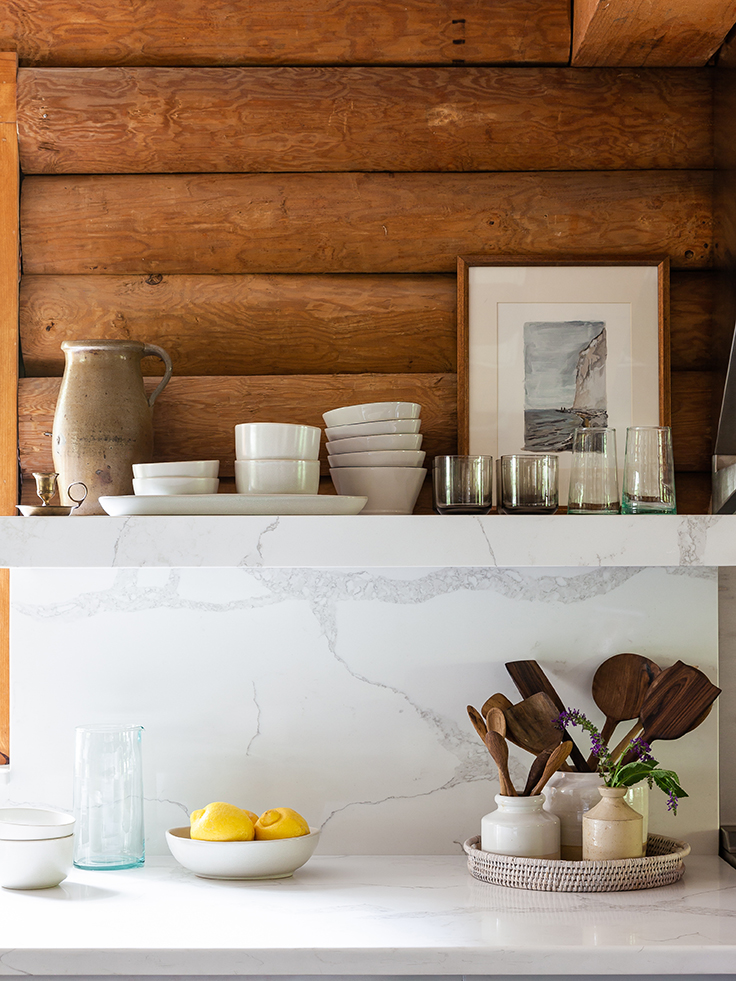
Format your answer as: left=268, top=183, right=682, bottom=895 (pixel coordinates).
left=567, top=428, right=620, bottom=514
left=621, top=426, right=676, bottom=515
left=73, top=723, right=145, bottom=870
left=432, top=455, right=493, bottom=514
left=497, top=454, right=559, bottom=514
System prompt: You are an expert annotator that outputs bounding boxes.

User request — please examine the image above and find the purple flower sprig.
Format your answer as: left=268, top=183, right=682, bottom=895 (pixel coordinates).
left=553, top=707, right=688, bottom=814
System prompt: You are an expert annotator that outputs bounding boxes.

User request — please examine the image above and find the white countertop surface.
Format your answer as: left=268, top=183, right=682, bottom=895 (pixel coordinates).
left=0, top=513, right=732, bottom=568
left=1, top=854, right=735, bottom=976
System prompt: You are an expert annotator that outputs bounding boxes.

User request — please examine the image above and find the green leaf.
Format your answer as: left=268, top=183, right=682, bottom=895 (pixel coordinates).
left=650, top=769, right=688, bottom=799
left=609, top=761, right=657, bottom=787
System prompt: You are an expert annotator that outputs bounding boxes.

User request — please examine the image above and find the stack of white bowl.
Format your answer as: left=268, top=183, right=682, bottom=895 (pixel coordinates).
left=324, top=401, right=426, bottom=514
left=234, top=423, right=321, bottom=494
left=132, top=460, right=220, bottom=496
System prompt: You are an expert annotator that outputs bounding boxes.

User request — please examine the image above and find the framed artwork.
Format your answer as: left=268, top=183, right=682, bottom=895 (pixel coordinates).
left=457, top=256, right=670, bottom=503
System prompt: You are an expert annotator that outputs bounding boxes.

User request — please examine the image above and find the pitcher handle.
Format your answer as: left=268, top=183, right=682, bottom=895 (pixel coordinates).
left=142, top=344, right=173, bottom=407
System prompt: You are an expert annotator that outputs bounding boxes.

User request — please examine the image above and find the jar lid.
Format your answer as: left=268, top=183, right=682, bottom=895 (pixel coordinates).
left=0, top=807, right=75, bottom=840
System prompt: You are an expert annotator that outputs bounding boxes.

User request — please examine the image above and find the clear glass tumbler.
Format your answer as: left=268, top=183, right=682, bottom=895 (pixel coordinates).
left=621, top=426, right=677, bottom=515
left=432, top=455, right=493, bottom=514
left=567, top=428, right=620, bottom=514
left=497, top=454, right=559, bottom=514
left=73, top=723, right=145, bottom=870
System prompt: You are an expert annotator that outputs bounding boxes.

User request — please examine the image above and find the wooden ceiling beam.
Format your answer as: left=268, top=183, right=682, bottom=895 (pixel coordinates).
left=572, top=0, right=736, bottom=66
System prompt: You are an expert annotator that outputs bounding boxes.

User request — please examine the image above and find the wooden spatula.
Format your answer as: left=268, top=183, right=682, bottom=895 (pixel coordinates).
left=467, top=705, right=488, bottom=745
left=587, top=652, right=661, bottom=765
left=485, top=729, right=517, bottom=796
left=505, top=660, right=591, bottom=771
left=613, top=660, right=721, bottom=765
left=522, top=744, right=556, bottom=796
left=504, top=692, right=563, bottom=756
left=530, top=741, right=574, bottom=797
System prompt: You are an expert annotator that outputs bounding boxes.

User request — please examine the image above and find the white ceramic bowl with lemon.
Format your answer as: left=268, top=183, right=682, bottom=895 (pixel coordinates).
left=166, top=803, right=320, bottom=880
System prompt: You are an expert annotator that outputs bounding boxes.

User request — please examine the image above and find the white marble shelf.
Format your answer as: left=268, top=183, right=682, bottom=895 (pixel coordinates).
left=0, top=854, right=734, bottom=976
left=0, top=513, right=733, bottom=568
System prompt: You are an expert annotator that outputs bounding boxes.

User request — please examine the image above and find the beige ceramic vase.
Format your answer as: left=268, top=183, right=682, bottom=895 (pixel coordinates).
left=582, top=786, right=644, bottom=861
left=52, top=339, right=172, bottom=515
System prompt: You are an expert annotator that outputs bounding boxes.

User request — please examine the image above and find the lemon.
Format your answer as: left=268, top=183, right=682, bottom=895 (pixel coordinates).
left=190, top=802, right=256, bottom=841
left=254, top=807, right=310, bottom=840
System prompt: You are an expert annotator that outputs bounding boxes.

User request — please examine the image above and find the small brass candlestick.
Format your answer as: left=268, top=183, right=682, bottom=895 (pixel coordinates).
left=33, top=471, right=60, bottom=506
left=17, top=473, right=88, bottom=517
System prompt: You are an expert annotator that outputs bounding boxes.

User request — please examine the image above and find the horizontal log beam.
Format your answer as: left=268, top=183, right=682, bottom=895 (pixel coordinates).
left=20, top=171, right=714, bottom=275
left=17, top=66, right=713, bottom=174
left=0, top=0, right=570, bottom=67
left=17, top=373, right=458, bottom=489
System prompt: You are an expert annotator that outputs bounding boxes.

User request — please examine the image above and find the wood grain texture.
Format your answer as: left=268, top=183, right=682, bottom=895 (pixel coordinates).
left=0, top=52, right=16, bottom=122
left=20, top=171, right=714, bottom=276
left=0, top=0, right=571, bottom=67
left=19, top=273, right=456, bottom=376
left=17, top=373, right=457, bottom=492
left=572, top=0, right=736, bottom=66
left=671, top=370, right=717, bottom=471
left=670, top=270, right=718, bottom=370
left=17, top=66, right=713, bottom=175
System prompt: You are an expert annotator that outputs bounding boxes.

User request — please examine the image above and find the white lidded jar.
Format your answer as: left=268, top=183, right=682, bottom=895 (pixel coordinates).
left=481, top=794, right=561, bottom=859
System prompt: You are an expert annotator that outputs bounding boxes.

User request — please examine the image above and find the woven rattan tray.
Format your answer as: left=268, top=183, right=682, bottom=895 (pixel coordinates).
left=463, top=833, right=690, bottom=892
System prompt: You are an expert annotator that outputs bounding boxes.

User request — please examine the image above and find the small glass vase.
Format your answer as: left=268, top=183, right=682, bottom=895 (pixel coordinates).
left=582, top=786, right=644, bottom=861
left=481, top=794, right=561, bottom=860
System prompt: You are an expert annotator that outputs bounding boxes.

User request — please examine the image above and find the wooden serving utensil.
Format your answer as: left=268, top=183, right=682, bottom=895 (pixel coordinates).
left=522, top=744, right=556, bottom=796
left=529, top=740, right=573, bottom=797
left=504, top=692, right=563, bottom=756
left=467, top=705, right=488, bottom=745
left=481, top=692, right=514, bottom=718
left=484, top=729, right=517, bottom=796
left=611, top=660, right=721, bottom=764
left=485, top=706, right=507, bottom=737
left=586, top=652, right=661, bottom=766
left=505, top=660, right=591, bottom=771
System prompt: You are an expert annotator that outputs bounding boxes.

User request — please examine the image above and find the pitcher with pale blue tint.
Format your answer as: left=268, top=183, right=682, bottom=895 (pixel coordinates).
left=621, top=426, right=677, bottom=515
left=73, top=723, right=145, bottom=870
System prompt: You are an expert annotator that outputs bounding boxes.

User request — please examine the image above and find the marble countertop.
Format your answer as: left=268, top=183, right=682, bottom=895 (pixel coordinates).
left=0, top=513, right=732, bottom=568
left=1, top=854, right=735, bottom=976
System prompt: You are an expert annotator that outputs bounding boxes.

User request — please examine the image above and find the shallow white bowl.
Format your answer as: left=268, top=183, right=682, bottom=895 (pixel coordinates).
left=133, top=476, right=219, bottom=496
left=330, top=467, right=427, bottom=514
left=325, top=418, right=422, bottom=440
left=132, top=460, right=219, bottom=479
left=0, top=808, right=75, bottom=890
left=166, top=827, right=320, bottom=880
left=235, top=459, right=320, bottom=495
left=322, top=401, right=421, bottom=428
left=326, top=434, right=423, bottom=455
left=0, top=807, right=75, bottom=842
left=328, top=450, right=426, bottom=469
left=235, top=423, right=321, bottom=461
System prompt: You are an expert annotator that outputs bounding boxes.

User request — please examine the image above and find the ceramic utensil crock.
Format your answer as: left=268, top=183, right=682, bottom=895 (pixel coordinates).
left=481, top=794, right=560, bottom=859
left=52, top=339, right=172, bottom=514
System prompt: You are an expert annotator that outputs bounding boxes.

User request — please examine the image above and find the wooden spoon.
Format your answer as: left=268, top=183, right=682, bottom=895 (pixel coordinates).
left=522, top=744, right=556, bottom=796
left=504, top=692, right=563, bottom=756
left=467, top=705, right=488, bottom=745
left=586, top=652, right=661, bottom=766
left=530, top=740, right=573, bottom=797
left=481, top=692, right=513, bottom=718
left=505, top=660, right=591, bottom=771
left=485, top=706, right=507, bottom=737
left=484, top=729, right=517, bottom=796
left=612, top=660, right=721, bottom=764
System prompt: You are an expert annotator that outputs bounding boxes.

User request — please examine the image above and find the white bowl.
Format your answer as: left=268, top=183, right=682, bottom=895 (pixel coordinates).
left=166, top=827, right=320, bottom=880
left=322, top=401, right=421, bottom=428
left=132, top=460, right=219, bottom=479
left=0, top=807, right=75, bottom=842
left=325, top=418, right=422, bottom=440
left=330, top=467, right=426, bottom=514
left=328, top=450, right=426, bottom=469
left=0, top=808, right=75, bottom=890
left=133, top=476, right=219, bottom=496
left=235, top=423, right=321, bottom=461
left=235, top=459, right=320, bottom=495
left=326, top=434, right=423, bottom=454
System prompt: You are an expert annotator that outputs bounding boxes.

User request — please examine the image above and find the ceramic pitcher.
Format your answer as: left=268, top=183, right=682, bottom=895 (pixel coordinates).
left=52, top=340, right=173, bottom=515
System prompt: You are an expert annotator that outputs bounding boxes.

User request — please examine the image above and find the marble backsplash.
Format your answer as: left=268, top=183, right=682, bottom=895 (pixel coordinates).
left=4, top=564, right=719, bottom=855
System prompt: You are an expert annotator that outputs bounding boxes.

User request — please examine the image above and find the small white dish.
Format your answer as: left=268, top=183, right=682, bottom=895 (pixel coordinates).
left=166, top=826, right=320, bottom=880
left=325, top=419, right=421, bottom=440
left=330, top=466, right=427, bottom=514
left=133, top=476, right=219, bottom=496
left=99, top=494, right=367, bottom=516
left=322, top=401, right=421, bottom=428
left=326, top=433, right=423, bottom=454
left=132, top=460, right=219, bottom=479
left=0, top=807, right=75, bottom=890
left=328, top=450, right=426, bottom=469
left=235, top=423, right=321, bottom=461
left=234, top=459, right=320, bottom=495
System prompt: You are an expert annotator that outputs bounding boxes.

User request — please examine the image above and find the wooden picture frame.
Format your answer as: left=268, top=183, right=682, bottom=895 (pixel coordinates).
left=457, top=255, right=670, bottom=502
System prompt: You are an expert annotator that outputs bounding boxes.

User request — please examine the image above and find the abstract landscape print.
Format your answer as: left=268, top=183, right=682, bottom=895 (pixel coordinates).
left=523, top=320, right=608, bottom=452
